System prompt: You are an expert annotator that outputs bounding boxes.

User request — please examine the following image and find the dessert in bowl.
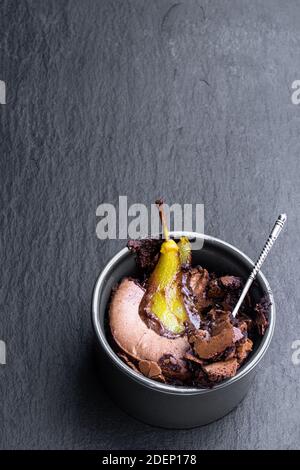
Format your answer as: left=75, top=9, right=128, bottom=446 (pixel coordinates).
left=109, top=237, right=269, bottom=388
left=92, top=206, right=275, bottom=428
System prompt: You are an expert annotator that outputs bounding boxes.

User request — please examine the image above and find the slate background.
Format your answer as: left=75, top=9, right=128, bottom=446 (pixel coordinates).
left=1, top=0, right=300, bottom=450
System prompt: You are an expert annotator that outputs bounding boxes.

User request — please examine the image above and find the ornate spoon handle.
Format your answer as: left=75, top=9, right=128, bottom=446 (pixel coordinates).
left=232, top=213, right=287, bottom=318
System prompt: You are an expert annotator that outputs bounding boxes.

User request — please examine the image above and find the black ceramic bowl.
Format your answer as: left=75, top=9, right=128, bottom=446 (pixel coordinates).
left=92, top=232, right=275, bottom=429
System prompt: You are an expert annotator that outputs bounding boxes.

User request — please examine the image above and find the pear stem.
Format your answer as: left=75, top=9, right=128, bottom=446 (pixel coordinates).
left=156, top=199, right=169, bottom=241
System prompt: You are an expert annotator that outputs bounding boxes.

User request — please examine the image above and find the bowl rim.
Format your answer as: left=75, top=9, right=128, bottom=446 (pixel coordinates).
left=92, top=232, right=276, bottom=395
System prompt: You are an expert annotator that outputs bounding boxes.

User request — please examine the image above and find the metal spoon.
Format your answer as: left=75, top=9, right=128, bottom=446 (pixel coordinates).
left=232, top=213, right=287, bottom=318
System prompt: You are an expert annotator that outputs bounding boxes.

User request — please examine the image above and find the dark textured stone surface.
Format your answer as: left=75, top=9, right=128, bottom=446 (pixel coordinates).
left=0, top=0, right=299, bottom=450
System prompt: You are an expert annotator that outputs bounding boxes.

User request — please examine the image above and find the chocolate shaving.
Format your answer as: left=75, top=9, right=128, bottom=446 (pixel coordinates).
left=236, top=338, right=253, bottom=364
left=208, top=278, right=224, bottom=299
left=158, top=354, right=191, bottom=382
left=202, top=358, right=238, bottom=382
left=219, top=276, right=243, bottom=290
left=188, top=267, right=210, bottom=312
left=254, top=297, right=270, bottom=335
left=184, top=352, right=205, bottom=365
left=117, top=353, right=140, bottom=374
left=189, top=321, right=235, bottom=360
left=138, top=359, right=165, bottom=382
left=127, top=238, right=162, bottom=273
